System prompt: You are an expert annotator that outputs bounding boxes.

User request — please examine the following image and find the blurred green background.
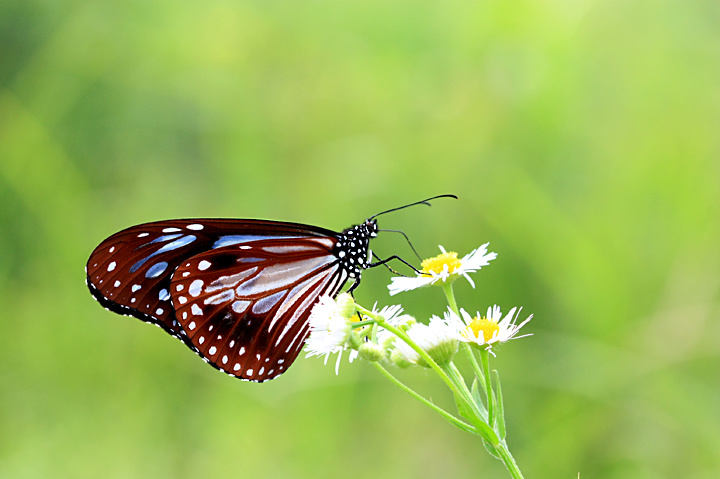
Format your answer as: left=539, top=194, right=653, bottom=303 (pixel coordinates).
left=2, top=0, right=719, bottom=478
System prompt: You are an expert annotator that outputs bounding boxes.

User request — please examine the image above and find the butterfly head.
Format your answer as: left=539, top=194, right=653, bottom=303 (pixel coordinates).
left=335, top=219, right=378, bottom=278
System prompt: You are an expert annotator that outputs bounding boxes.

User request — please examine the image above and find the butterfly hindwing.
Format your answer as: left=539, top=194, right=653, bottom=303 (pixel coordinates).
left=169, top=237, right=349, bottom=382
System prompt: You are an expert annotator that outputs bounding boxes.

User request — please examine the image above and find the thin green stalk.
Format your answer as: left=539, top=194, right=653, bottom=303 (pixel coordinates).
left=446, top=362, right=474, bottom=406
left=351, top=319, right=376, bottom=328
left=442, top=282, right=461, bottom=317
left=479, top=348, right=494, bottom=427
left=372, top=362, right=476, bottom=435
left=495, top=441, right=525, bottom=479
left=462, top=343, right=486, bottom=394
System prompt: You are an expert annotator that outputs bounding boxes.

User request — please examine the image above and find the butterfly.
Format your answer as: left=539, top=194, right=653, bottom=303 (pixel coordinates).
left=86, top=195, right=455, bottom=382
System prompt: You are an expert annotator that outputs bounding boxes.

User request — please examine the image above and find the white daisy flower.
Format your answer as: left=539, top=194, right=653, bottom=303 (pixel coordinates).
left=442, top=305, right=533, bottom=353
left=305, top=294, right=357, bottom=374
left=392, top=317, right=458, bottom=367
left=388, top=244, right=497, bottom=295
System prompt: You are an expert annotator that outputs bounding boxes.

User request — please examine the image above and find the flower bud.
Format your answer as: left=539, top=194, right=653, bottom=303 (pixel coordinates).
left=424, top=338, right=458, bottom=366
left=335, top=293, right=356, bottom=319
left=389, top=350, right=413, bottom=369
left=358, top=342, right=386, bottom=362
left=392, top=320, right=458, bottom=367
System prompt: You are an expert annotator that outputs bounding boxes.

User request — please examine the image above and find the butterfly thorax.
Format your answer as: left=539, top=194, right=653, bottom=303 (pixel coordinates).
left=334, top=219, right=378, bottom=279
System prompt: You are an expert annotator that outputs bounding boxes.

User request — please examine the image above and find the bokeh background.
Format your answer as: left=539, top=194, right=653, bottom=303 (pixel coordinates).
left=2, top=1, right=719, bottom=478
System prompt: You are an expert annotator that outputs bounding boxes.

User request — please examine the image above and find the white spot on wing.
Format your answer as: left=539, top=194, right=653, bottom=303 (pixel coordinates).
left=252, top=290, right=286, bottom=314
left=209, top=346, right=217, bottom=355
left=107, top=261, right=116, bottom=272
left=189, top=279, right=204, bottom=297
left=232, top=300, right=251, bottom=313
left=162, top=227, right=182, bottom=233
left=198, top=260, right=211, bottom=271
left=137, top=232, right=149, bottom=238
left=114, top=280, right=121, bottom=287
left=132, top=284, right=141, bottom=292
left=188, top=321, right=196, bottom=330
left=191, top=304, right=203, bottom=316
left=155, top=308, right=164, bottom=315
left=187, top=224, right=204, bottom=230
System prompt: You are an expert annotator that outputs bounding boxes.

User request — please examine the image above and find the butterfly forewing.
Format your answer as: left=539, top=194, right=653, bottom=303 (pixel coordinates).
left=169, top=237, right=348, bottom=381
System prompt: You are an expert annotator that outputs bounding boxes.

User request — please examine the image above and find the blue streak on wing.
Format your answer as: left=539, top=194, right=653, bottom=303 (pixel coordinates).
left=212, top=235, right=302, bottom=249
left=129, top=235, right=197, bottom=273
left=146, top=261, right=168, bottom=278
left=149, top=234, right=183, bottom=245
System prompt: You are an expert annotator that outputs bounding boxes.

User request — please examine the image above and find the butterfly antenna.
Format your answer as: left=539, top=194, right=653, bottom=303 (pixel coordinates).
left=378, top=229, right=422, bottom=260
left=368, top=194, right=457, bottom=220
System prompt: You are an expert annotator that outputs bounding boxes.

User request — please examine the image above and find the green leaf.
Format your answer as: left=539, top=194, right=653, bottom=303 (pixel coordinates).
left=454, top=390, right=476, bottom=422
left=471, top=377, right=489, bottom=418
left=453, top=392, right=498, bottom=444
left=483, top=440, right=502, bottom=459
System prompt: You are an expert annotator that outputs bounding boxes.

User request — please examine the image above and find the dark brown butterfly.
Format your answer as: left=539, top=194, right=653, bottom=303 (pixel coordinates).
left=86, top=195, right=455, bottom=382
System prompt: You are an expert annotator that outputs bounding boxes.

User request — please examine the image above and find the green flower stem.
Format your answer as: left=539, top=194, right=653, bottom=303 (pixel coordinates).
left=351, top=319, right=376, bottom=328
left=479, top=348, right=494, bottom=427
left=356, top=304, right=499, bottom=445
left=446, top=362, right=472, bottom=401
left=442, top=282, right=461, bottom=317
left=496, top=441, right=525, bottom=479
left=372, top=362, right=476, bottom=435
left=462, top=343, right=486, bottom=394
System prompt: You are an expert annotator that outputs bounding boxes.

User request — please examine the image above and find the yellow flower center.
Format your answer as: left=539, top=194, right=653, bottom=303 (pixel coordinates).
left=350, top=313, right=364, bottom=331
left=421, top=251, right=461, bottom=275
left=467, top=317, right=499, bottom=342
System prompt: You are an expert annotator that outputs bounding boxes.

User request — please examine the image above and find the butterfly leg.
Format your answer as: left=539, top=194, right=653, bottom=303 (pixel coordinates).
left=347, top=277, right=362, bottom=293
left=369, top=254, right=421, bottom=275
